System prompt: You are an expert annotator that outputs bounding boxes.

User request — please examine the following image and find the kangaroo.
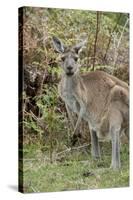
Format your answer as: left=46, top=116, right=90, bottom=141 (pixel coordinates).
left=52, top=36, right=129, bottom=170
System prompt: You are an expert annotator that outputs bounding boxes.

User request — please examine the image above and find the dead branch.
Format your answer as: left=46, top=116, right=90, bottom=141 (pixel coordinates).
left=92, top=11, right=100, bottom=70
left=113, top=18, right=129, bottom=69
left=103, top=13, right=122, bottom=63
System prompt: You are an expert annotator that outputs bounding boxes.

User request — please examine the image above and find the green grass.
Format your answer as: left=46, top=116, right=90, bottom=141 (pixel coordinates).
left=22, top=143, right=129, bottom=193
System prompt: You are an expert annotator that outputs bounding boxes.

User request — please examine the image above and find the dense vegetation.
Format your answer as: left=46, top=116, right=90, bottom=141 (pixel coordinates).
left=19, top=7, right=129, bottom=193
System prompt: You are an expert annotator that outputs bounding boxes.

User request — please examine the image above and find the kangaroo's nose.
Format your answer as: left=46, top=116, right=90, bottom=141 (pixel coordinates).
left=67, top=66, right=73, bottom=70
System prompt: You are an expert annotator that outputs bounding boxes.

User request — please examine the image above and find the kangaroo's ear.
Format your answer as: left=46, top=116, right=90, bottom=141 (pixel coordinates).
left=52, top=36, right=65, bottom=53
left=74, top=39, right=87, bottom=54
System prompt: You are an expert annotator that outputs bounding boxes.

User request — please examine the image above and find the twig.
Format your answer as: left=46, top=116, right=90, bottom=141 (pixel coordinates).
left=30, top=110, right=45, bottom=128
left=30, top=110, right=40, bottom=122
left=30, top=185, right=39, bottom=193
left=72, top=143, right=91, bottom=150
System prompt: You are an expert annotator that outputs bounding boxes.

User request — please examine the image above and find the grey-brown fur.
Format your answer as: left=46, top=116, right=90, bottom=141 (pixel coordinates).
left=52, top=36, right=129, bottom=170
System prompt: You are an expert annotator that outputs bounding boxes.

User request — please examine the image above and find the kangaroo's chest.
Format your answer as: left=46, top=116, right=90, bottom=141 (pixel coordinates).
left=62, top=90, right=80, bottom=113
left=59, top=78, right=81, bottom=114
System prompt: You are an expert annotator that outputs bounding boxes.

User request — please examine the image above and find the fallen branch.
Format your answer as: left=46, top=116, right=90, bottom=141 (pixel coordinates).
left=57, top=143, right=91, bottom=156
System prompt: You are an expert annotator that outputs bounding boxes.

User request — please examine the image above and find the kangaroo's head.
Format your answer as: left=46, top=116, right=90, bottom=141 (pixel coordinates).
left=52, top=36, right=86, bottom=76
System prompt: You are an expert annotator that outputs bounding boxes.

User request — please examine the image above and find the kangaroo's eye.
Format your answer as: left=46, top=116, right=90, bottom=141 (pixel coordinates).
left=74, top=56, right=78, bottom=61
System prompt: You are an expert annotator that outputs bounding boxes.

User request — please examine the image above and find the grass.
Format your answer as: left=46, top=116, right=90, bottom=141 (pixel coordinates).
left=21, top=143, right=129, bottom=193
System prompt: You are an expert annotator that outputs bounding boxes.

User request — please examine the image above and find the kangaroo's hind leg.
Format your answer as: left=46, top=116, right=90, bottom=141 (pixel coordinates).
left=90, top=128, right=101, bottom=159
left=109, top=108, right=123, bottom=169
